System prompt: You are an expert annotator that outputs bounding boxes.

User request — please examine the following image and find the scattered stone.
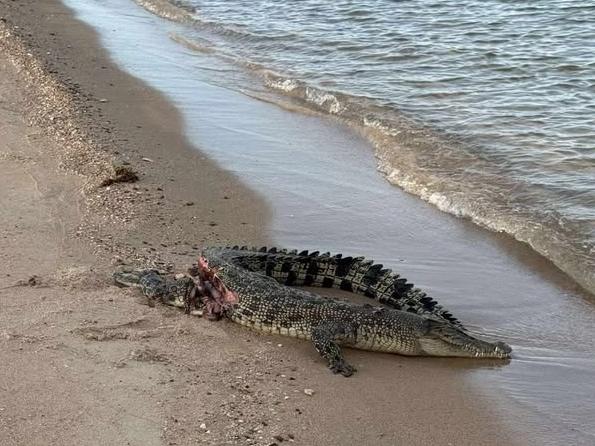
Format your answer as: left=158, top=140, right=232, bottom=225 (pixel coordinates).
left=303, top=389, right=314, bottom=396
left=141, top=157, right=154, bottom=162
left=185, top=201, right=194, bottom=206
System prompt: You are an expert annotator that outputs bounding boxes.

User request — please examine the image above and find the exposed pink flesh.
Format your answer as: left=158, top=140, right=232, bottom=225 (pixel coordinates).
left=191, top=256, right=239, bottom=318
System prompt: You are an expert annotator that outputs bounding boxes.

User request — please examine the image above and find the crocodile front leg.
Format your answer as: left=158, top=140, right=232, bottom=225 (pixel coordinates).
left=311, top=322, right=357, bottom=377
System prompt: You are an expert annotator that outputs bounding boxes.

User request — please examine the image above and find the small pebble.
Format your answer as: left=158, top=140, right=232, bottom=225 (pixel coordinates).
left=303, top=389, right=315, bottom=396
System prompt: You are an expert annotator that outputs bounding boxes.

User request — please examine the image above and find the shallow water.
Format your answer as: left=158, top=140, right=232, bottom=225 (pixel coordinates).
left=134, top=0, right=595, bottom=297
left=65, top=0, right=595, bottom=444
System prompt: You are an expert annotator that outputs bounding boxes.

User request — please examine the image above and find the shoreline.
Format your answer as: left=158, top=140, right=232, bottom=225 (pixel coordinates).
left=0, top=0, right=271, bottom=269
left=1, top=1, right=525, bottom=445
left=138, top=0, right=595, bottom=298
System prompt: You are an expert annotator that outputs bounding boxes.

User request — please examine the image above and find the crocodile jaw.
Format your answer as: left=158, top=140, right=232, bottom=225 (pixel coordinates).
left=418, top=334, right=511, bottom=359
left=417, top=319, right=512, bottom=359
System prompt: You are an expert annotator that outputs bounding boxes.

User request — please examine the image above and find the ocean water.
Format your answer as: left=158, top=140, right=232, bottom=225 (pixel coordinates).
left=135, top=0, right=595, bottom=295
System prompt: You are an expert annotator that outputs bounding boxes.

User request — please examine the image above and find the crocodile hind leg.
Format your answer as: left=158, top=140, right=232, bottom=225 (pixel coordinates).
left=311, top=322, right=356, bottom=377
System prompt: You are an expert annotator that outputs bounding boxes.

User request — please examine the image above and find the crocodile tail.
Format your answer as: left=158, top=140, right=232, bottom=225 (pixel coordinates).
left=210, top=246, right=461, bottom=327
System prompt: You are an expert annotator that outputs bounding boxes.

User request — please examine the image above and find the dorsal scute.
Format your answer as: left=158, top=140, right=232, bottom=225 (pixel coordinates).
left=209, top=245, right=462, bottom=327
left=369, top=264, right=384, bottom=273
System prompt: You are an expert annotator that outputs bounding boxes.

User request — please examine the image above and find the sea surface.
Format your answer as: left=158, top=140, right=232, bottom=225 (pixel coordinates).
left=63, top=0, right=595, bottom=444
left=134, top=0, right=595, bottom=295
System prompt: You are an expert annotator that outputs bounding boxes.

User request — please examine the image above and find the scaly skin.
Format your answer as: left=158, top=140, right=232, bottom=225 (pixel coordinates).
left=209, top=246, right=461, bottom=326
left=114, top=246, right=511, bottom=376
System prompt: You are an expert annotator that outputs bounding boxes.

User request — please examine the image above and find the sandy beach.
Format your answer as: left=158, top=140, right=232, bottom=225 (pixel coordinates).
left=0, top=1, right=559, bottom=445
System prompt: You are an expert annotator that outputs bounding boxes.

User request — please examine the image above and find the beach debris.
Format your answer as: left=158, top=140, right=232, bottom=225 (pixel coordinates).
left=100, top=165, right=139, bottom=187
left=141, top=157, right=154, bottom=163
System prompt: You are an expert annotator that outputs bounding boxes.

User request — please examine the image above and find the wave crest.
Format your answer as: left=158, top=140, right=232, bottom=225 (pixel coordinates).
left=133, top=0, right=194, bottom=22
left=264, top=72, right=595, bottom=295
left=137, top=0, right=595, bottom=296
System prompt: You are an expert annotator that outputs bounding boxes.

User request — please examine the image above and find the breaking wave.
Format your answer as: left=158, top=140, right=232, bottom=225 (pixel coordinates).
left=261, top=73, right=595, bottom=295
left=133, top=0, right=595, bottom=295
left=133, top=0, right=194, bottom=22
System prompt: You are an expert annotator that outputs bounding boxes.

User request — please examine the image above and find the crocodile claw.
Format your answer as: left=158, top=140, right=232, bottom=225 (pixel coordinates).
left=330, top=360, right=356, bottom=377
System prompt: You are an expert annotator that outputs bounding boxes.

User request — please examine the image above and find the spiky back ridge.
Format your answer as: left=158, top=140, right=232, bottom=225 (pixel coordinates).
left=206, top=246, right=461, bottom=327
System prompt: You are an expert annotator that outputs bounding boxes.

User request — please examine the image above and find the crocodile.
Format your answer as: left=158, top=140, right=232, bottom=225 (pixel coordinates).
left=114, top=246, right=511, bottom=376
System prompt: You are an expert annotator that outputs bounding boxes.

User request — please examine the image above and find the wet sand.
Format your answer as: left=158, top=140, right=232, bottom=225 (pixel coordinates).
left=0, top=1, right=533, bottom=445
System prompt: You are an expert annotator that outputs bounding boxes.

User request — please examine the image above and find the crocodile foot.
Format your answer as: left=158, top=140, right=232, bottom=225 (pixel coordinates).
left=330, top=359, right=356, bottom=377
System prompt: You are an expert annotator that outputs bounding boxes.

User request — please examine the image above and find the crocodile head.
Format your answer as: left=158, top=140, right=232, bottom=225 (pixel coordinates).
left=418, top=319, right=512, bottom=359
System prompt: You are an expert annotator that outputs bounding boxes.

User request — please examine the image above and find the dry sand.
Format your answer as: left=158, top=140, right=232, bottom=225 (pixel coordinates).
left=1, top=1, right=522, bottom=445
